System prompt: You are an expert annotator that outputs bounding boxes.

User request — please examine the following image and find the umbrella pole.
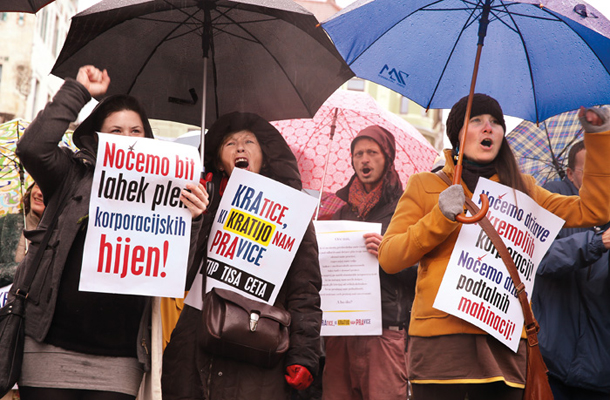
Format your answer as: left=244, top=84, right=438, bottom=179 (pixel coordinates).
left=314, top=107, right=339, bottom=220
left=200, top=56, right=208, bottom=171
left=18, top=161, right=28, bottom=253
left=453, top=44, right=482, bottom=186
left=453, top=0, right=491, bottom=224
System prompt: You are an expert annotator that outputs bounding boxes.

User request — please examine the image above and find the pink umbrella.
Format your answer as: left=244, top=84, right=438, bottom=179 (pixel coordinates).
left=272, top=90, right=438, bottom=218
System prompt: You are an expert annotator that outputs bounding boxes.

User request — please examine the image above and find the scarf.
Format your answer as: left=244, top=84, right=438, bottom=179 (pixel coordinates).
left=348, top=178, right=383, bottom=219
left=461, top=159, right=497, bottom=193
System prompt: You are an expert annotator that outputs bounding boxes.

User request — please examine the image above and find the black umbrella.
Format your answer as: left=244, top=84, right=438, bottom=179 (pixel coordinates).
left=51, top=0, right=354, bottom=165
left=0, top=0, right=54, bottom=12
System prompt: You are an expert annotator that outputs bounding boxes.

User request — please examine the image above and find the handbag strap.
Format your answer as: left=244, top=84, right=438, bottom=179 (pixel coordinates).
left=436, top=171, right=540, bottom=345
left=17, top=170, right=74, bottom=297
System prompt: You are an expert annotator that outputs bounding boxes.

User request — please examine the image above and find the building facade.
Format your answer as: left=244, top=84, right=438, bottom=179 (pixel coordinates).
left=0, top=0, right=77, bottom=123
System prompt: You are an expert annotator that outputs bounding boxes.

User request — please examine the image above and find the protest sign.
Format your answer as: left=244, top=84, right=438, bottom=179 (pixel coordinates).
left=186, top=168, right=317, bottom=308
left=80, top=133, right=201, bottom=297
left=0, top=284, right=10, bottom=308
left=434, top=178, right=564, bottom=352
left=314, top=220, right=382, bottom=336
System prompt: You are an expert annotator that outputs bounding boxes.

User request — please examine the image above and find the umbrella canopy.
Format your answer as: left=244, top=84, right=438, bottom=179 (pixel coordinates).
left=51, top=0, right=354, bottom=133
left=507, top=109, right=588, bottom=186
left=0, top=0, right=53, bottom=12
left=322, top=0, right=610, bottom=124
left=0, top=119, right=76, bottom=216
left=0, top=119, right=29, bottom=216
left=271, top=89, right=438, bottom=195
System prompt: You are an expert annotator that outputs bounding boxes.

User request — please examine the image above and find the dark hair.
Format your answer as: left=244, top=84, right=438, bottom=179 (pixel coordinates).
left=204, top=112, right=302, bottom=191
left=567, top=140, right=585, bottom=170
left=495, top=136, right=531, bottom=195
left=73, top=94, right=154, bottom=151
left=90, top=95, right=152, bottom=135
left=21, top=182, right=37, bottom=215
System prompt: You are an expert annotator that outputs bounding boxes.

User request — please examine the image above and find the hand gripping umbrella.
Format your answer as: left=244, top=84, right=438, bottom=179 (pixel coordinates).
left=51, top=0, right=354, bottom=171
left=322, top=0, right=610, bottom=223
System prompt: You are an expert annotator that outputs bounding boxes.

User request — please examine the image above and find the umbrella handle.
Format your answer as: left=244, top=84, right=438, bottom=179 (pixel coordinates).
left=456, top=193, right=489, bottom=223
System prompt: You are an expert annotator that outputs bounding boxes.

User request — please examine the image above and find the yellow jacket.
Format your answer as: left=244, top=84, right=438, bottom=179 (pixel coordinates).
left=379, top=131, right=610, bottom=338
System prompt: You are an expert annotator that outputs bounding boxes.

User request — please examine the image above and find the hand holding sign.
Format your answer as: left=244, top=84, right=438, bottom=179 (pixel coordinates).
left=181, top=182, right=209, bottom=219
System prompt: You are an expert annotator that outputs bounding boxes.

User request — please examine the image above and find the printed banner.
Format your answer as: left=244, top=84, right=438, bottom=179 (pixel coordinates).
left=185, top=168, right=317, bottom=308
left=314, top=220, right=383, bottom=336
left=80, top=133, right=201, bottom=297
left=434, top=178, right=564, bottom=352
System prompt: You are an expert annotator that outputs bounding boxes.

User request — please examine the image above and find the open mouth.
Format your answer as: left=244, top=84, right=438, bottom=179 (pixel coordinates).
left=481, top=139, right=492, bottom=148
left=235, top=157, right=249, bottom=169
left=362, top=167, right=371, bottom=175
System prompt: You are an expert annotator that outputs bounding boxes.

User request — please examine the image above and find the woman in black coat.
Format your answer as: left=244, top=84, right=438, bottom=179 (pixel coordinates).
left=162, top=112, right=323, bottom=400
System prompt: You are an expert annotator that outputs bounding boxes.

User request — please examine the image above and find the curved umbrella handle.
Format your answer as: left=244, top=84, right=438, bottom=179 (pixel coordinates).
left=456, top=193, right=489, bottom=224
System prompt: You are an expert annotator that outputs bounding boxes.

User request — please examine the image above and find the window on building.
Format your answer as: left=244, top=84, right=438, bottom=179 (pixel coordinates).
left=346, top=78, right=365, bottom=91
left=39, top=8, right=48, bottom=40
left=52, top=16, right=59, bottom=56
left=18, top=13, right=24, bottom=26
left=400, top=96, right=410, bottom=114
left=31, top=79, right=39, bottom=119
left=1, top=13, right=8, bottom=22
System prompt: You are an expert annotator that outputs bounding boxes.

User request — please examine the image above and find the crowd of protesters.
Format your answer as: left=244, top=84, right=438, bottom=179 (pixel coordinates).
left=1, top=63, right=610, bottom=400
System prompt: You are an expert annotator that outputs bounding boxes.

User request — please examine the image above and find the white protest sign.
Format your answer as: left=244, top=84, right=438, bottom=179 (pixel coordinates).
left=433, top=178, right=564, bottom=352
left=314, top=220, right=383, bottom=336
left=185, top=168, right=317, bottom=308
left=0, top=284, right=11, bottom=308
left=80, top=133, right=201, bottom=297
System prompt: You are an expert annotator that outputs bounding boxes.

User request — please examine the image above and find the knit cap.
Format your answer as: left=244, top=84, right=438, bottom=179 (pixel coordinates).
left=446, top=93, right=506, bottom=149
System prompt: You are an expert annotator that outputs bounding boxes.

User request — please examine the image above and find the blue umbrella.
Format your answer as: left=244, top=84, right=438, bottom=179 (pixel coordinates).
left=322, top=0, right=610, bottom=124
left=322, top=0, right=610, bottom=223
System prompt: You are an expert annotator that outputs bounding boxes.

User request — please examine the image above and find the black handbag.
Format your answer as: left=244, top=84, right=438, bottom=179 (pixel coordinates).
left=200, top=287, right=291, bottom=368
left=0, top=292, right=26, bottom=395
left=0, top=179, right=71, bottom=397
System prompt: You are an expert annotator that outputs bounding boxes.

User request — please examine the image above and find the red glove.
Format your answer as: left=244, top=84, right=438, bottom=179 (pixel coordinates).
left=285, top=365, right=313, bottom=390
left=200, top=172, right=214, bottom=186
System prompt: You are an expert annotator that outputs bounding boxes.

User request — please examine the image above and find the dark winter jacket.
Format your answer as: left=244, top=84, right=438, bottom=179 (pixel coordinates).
left=333, top=125, right=416, bottom=330
left=12, top=78, right=201, bottom=370
left=162, top=112, right=322, bottom=400
left=532, top=177, right=610, bottom=393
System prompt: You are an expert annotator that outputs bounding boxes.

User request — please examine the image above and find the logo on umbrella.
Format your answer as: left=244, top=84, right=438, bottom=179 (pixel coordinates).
left=378, top=65, right=409, bottom=87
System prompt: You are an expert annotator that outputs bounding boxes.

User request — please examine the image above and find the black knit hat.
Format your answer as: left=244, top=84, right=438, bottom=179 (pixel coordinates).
left=446, top=93, right=506, bottom=149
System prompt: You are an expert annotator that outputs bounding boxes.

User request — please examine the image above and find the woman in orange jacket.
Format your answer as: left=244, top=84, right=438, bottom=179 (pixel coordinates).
left=378, top=94, right=610, bottom=400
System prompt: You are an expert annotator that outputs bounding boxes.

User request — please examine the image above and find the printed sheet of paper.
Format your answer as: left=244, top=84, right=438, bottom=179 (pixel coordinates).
left=80, top=133, right=201, bottom=297
left=185, top=168, right=317, bottom=309
left=314, top=220, right=383, bottom=336
left=433, top=178, right=564, bottom=352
